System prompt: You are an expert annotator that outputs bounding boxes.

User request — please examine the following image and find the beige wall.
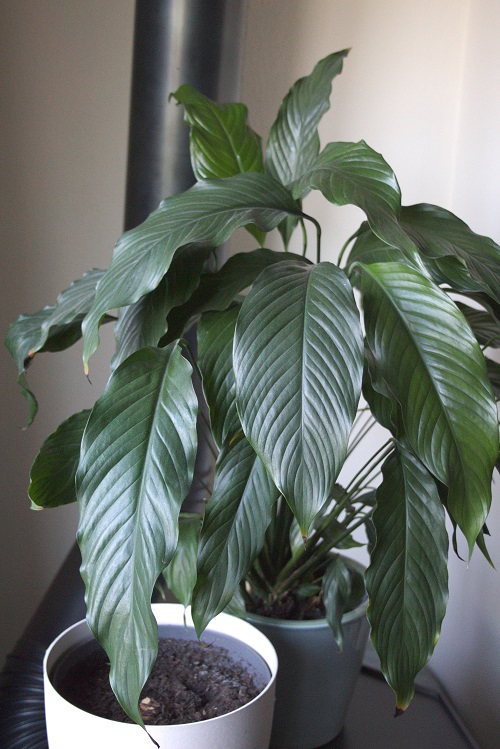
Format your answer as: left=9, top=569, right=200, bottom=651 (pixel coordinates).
left=1, top=1, right=498, bottom=746
left=0, top=0, right=135, bottom=664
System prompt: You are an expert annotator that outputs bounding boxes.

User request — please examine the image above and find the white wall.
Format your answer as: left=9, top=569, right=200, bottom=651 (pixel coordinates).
left=240, top=2, right=499, bottom=747
left=1, top=1, right=498, bottom=746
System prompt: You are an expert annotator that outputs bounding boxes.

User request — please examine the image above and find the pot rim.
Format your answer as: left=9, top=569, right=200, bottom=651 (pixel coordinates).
left=43, top=602, right=278, bottom=729
left=245, top=557, right=368, bottom=630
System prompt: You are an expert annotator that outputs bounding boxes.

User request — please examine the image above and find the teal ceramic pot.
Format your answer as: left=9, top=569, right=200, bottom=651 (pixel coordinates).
left=246, top=559, right=369, bottom=749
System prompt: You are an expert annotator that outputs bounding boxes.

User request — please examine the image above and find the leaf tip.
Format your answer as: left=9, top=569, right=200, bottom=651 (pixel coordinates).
left=394, top=706, right=405, bottom=718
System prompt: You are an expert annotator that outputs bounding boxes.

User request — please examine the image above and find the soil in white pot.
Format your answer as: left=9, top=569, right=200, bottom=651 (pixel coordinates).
left=51, top=636, right=267, bottom=726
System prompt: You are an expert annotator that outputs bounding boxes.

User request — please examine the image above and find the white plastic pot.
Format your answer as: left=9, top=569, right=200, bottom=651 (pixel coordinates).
left=44, top=603, right=278, bottom=749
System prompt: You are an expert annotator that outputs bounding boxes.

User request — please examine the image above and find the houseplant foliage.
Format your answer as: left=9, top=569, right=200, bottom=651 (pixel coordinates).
left=6, top=49, right=500, bottom=732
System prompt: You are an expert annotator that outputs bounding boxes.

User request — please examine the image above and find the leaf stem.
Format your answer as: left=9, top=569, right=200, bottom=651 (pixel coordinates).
left=302, top=213, right=322, bottom=264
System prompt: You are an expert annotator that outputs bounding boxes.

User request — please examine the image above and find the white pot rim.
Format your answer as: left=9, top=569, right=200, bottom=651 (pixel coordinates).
left=44, top=602, right=278, bottom=729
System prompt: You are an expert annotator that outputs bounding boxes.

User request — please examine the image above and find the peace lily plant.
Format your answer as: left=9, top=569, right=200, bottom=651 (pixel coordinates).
left=6, top=49, right=500, bottom=735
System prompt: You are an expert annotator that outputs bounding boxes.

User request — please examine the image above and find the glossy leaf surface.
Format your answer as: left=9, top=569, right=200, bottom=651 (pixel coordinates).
left=166, top=248, right=309, bottom=341
left=76, top=344, right=198, bottom=725
left=356, top=261, right=498, bottom=552
left=82, top=174, right=302, bottom=370
left=366, top=447, right=448, bottom=710
left=266, top=49, right=349, bottom=188
left=401, top=204, right=500, bottom=302
left=291, top=142, right=420, bottom=264
left=29, top=410, right=90, bottom=508
left=234, top=259, right=363, bottom=533
left=192, top=434, right=280, bottom=635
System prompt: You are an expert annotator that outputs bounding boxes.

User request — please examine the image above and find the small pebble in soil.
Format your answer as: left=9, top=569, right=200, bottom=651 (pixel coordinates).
left=56, top=637, right=265, bottom=725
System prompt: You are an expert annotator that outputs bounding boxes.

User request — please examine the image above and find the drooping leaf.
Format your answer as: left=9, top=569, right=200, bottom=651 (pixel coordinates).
left=166, top=247, right=310, bottom=341
left=111, top=278, right=170, bottom=371
left=484, top=355, right=500, bottom=400
left=111, top=246, right=212, bottom=370
left=366, top=447, right=449, bottom=711
left=172, top=84, right=264, bottom=179
left=266, top=49, right=349, bottom=188
left=162, top=513, right=202, bottom=608
left=355, top=261, right=498, bottom=553
left=5, top=269, right=108, bottom=422
left=291, top=141, right=422, bottom=265
left=400, top=204, right=500, bottom=303
left=76, top=343, right=198, bottom=726
left=362, top=347, right=403, bottom=436
left=191, top=434, right=280, bottom=635
left=234, top=259, right=364, bottom=534
left=82, top=174, right=303, bottom=371
left=198, top=305, right=240, bottom=449
left=29, top=410, right=90, bottom=508
left=322, top=555, right=352, bottom=650
left=455, top=302, right=500, bottom=348
left=345, top=222, right=405, bottom=269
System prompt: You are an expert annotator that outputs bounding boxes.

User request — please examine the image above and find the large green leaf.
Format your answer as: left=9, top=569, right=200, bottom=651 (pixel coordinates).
left=166, top=247, right=310, bottom=341
left=82, top=174, right=303, bottom=371
left=400, top=204, right=500, bottom=302
left=234, top=259, right=364, bottom=534
left=366, top=447, right=449, bottom=711
left=172, top=84, right=263, bottom=179
left=266, top=49, right=349, bottom=189
left=191, top=434, right=280, bottom=635
left=198, top=305, right=240, bottom=449
left=76, top=343, right=198, bottom=726
left=29, top=409, right=90, bottom=508
left=355, top=261, right=498, bottom=553
left=291, top=142, right=421, bottom=265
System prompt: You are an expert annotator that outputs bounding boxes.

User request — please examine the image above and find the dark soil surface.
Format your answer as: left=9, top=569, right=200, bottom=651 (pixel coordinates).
left=55, top=637, right=265, bottom=725
left=246, top=591, right=327, bottom=620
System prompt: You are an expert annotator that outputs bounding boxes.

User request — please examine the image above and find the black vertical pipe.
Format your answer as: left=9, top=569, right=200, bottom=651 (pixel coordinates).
left=125, top=0, right=246, bottom=229
left=124, top=0, right=246, bottom=513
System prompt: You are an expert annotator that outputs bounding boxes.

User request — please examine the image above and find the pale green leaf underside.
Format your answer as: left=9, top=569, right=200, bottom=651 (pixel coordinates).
left=172, top=83, right=263, bottom=179
left=234, top=259, right=364, bottom=533
left=82, top=173, right=302, bottom=370
left=76, top=344, right=198, bottom=725
left=366, top=447, right=448, bottom=710
left=266, top=49, right=349, bottom=187
left=356, top=261, right=498, bottom=551
left=192, top=434, right=280, bottom=635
